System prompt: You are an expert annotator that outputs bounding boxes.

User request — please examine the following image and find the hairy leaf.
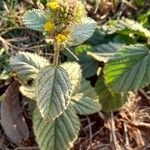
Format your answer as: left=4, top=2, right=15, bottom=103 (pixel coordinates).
left=86, top=28, right=106, bottom=45
left=1, top=82, right=29, bottom=144
left=95, top=77, right=127, bottom=111
left=104, top=45, right=150, bottom=92
left=71, top=79, right=101, bottom=115
left=71, top=94, right=101, bottom=115
left=87, top=42, right=123, bottom=62
left=61, top=62, right=81, bottom=95
left=80, top=56, right=99, bottom=78
left=36, top=65, right=71, bottom=119
left=73, top=44, right=99, bottom=78
left=105, top=18, right=150, bottom=39
left=67, top=17, right=97, bottom=46
left=23, top=9, right=46, bottom=31
left=33, top=107, right=80, bottom=150
left=10, top=52, right=49, bottom=81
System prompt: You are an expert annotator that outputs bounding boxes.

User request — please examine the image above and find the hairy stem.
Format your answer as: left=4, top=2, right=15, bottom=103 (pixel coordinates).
left=53, top=44, right=60, bottom=66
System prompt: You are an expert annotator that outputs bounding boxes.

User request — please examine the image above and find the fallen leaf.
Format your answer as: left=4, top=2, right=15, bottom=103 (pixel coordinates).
left=1, top=81, right=29, bottom=145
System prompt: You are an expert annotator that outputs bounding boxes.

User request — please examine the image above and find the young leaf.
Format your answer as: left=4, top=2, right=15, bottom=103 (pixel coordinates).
left=23, top=9, right=46, bottom=31
left=36, top=65, right=71, bottom=119
left=61, top=62, right=82, bottom=95
left=10, top=52, right=49, bottom=81
left=95, top=77, right=127, bottom=111
left=67, top=17, right=97, bottom=46
left=1, top=82, right=29, bottom=145
left=71, top=79, right=101, bottom=115
left=104, top=45, right=150, bottom=92
left=33, top=107, right=80, bottom=150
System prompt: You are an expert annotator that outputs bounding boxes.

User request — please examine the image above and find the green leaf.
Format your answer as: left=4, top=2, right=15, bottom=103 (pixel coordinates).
left=64, top=45, right=99, bottom=78
left=20, top=85, right=35, bottom=100
left=86, top=28, right=106, bottom=45
left=75, top=45, right=99, bottom=78
left=74, top=44, right=92, bottom=56
left=78, top=79, right=96, bottom=98
left=113, top=34, right=135, bottom=44
left=87, top=42, right=123, bottom=63
left=104, top=45, right=150, bottom=92
left=36, top=65, right=71, bottom=119
left=80, top=54, right=99, bottom=78
left=10, top=52, right=49, bottom=81
left=71, top=94, right=101, bottom=115
left=104, top=18, right=150, bottom=39
left=67, top=17, right=97, bottom=46
left=33, top=107, right=80, bottom=150
left=95, top=77, right=127, bottom=111
left=23, top=9, right=46, bottom=31
left=71, top=79, right=101, bottom=115
left=135, top=0, right=144, bottom=6
left=61, top=62, right=82, bottom=95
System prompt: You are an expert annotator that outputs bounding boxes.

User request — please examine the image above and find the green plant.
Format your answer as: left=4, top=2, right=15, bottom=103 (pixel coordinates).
left=1, top=0, right=150, bottom=149
left=79, top=18, right=150, bottom=111
left=6, top=0, right=101, bottom=149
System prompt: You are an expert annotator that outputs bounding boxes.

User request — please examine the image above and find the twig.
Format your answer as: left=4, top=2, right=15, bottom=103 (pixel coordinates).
left=110, top=112, right=120, bottom=150
left=86, top=116, right=93, bottom=150
left=130, top=121, right=150, bottom=128
left=124, top=123, right=130, bottom=148
left=122, top=0, right=137, bottom=9
left=139, top=89, right=150, bottom=101
left=94, top=0, right=100, bottom=14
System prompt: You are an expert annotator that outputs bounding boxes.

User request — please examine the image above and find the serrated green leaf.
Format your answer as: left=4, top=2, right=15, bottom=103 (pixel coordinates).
left=64, top=45, right=99, bottom=78
left=74, top=44, right=92, bottom=56
left=86, top=28, right=106, bottom=45
left=104, top=18, right=150, bottom=39
left=23, top=9, right=46, bottom=31
left=78, top=79, right=96, bottom=98
left=104, top=45, right=150, bottom=92
left=113, top=34, right=135, bottom=44
left=10, top=52, right=49, bottom=81
left=71, top=94, right=101, bottom=115
left=80, top=54, right=99, bottom=78
left=87, top=42, right=123, bottom=63
left=33, top=107, right=80, bottom=150
left=95, top=77, right=127, bottom=111
left=61, top=62, right=81, bottom=95
left=71, top=79, right=101, bottom=115
left=67, top=17, right=97, bottom=46
left=36, top=65, right=71, bottom=119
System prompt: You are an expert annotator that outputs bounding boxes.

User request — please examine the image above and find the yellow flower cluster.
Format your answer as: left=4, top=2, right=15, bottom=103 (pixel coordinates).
left=55, top=34, right=68, bottom=43
left=46, top=2, right=60, bottom=10
left=43, top=0, right=85, bottom=44
left=43, top=21, right=54, bottom=32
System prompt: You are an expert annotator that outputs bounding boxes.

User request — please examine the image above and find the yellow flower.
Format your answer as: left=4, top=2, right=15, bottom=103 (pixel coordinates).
left=47, top=2, right=60, bottom=10
left=55, top=34, right=68, bottom=43
left=43, top=21, right=54, bottom=32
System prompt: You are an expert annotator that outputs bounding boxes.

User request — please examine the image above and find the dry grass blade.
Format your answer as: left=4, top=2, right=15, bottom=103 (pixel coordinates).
left=0, top=81, right=29, bottom=145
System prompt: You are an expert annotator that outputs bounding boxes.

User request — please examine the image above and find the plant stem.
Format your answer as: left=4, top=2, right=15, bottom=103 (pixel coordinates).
left=53, top=44, right=60, bottom=66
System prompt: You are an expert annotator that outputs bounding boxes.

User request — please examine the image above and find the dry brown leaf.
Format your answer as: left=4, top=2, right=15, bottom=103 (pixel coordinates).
left=1, top=81, right=29, bottom=145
